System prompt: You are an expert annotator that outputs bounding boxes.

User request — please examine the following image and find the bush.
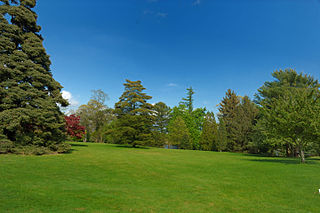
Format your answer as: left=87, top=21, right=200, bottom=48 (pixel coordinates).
left=49, top=142, right=72, bottom=153
left=0, top=140, right=15, bottom=154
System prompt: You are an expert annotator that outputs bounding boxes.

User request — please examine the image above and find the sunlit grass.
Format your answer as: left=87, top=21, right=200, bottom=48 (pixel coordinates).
left=0, top=142, right=319, bottom=212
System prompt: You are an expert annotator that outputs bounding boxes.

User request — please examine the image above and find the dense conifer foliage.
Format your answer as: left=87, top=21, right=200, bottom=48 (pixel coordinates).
left=0, top=0, right=69, bottom=153
left=114, top=80, right=154, bottom=147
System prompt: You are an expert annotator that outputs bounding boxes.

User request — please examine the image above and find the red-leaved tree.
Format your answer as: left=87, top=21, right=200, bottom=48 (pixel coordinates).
left=65, top=114, right=85, bottom=140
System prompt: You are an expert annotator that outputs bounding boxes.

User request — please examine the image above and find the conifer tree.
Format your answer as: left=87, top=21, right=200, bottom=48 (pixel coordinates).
left=218, top=89, right=240, bottom=151
left=114, top=80, right=154, bottom=147
left=181, top=87, right=195, bottom=114
left=152, top=102, right=171, bottom=147
left=199, top=112, right=218, bottom=151
left=216, top=119, right=228, bottom=152
left=0, top=0, right=69, bottom=151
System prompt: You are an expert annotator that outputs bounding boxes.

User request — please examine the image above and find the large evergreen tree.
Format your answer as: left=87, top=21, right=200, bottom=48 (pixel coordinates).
left=114, top=80, right=154, bottom=147
left=0, top=0, right=69, bottom=152
left=218, top=89, right=240, bottom=151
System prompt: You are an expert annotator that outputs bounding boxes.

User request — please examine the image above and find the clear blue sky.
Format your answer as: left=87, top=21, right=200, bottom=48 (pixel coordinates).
left=35, top=0, right=320, bottom=113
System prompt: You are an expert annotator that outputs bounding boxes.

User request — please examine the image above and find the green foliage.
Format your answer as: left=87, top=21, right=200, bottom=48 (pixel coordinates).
left=181, top=86, right=195, bottom=113
left=114, top=80, right=154, bottom=147
left=152, top=102, right=171, bottom=147
left=170, top=88, right=206, bottom=150
left=218, top=90, right=258, bottom=152
left=168, top=116, right=191, bottom=149
left=218, top=89, right=240, bottom=151
left=0, top=0, right=68, bottom=151
left=199, top=112, right=218, bottom=151
left=77, top=90, right=114, bottom=142
left=216, top=119, right=228, bottom=152
left=255, top=69, right=320, bottom=162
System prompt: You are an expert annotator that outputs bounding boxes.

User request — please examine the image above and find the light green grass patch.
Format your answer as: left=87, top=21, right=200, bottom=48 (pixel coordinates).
left=0, top=142, right=319, bottom=212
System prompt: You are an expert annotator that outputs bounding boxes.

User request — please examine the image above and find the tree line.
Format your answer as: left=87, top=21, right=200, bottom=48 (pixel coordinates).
left=1, top=1, right=320, bottom=161
left=66, top=69, right=320, bottom=163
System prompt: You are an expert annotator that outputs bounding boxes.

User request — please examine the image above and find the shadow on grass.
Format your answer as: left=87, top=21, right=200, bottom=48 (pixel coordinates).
left=113, top=144, right=150, bottom=149
left=245, top=157, right=318, bottom=165
left=70, top=143, right=88, bottom=147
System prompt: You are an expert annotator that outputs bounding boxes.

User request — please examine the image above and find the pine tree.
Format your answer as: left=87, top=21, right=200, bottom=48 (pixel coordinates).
left=216, top=119, right=228, bottom=152
left=181, top=87, right=195, bottom=114
left=152, top=102, right=171, bottom=147
left=199, top=112, right=218, bottom=151
left=114, top=80, right=154, bottom=147
left=218, top=89, right=240, bottom=151
left=0, top=0, right=69, bottom=151
left=233, top=96, right=259, bottom=151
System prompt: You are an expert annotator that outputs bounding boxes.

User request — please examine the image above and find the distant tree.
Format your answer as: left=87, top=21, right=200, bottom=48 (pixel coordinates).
left=153, top=102, right=171, bottom=134
left=169, top=104, right=206, bottom=149
left=181, top=87, right=195, bottom=114
left=216, top=119, right=228, bottom=152
left=77, top=90, right=113, bottom=142
left=0, top=0, right=69, bottom=152
left=233, top=96, right=259, bottom=151
left=114, top=80, right=154, bottom=147
left=153, top=102, right=171, bottom=147
left=65, top=114, right=85, bottom=140
left=168, top=116, right=191, bottom=149
left=199, top=112, right=218, bottom=151
left=218, top=89, right=240, bottom=151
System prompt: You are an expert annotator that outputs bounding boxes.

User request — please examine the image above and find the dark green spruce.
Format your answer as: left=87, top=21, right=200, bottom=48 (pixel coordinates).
left=0, top=0, right=69, bottom=153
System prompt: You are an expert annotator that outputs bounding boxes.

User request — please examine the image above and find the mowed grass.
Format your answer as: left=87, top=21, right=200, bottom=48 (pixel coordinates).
left=0, top=142, right=320, bottom=213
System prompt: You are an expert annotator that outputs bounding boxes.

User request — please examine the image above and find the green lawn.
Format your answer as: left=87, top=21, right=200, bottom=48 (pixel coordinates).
left=0, top=142, right=319, bottom=213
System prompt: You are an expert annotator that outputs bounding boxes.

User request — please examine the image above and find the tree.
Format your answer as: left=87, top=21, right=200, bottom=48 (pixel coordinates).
left=169, top=104, right=206, bottom=150
left=232, top=96, right=259, bottom=151
left=216, top=119, right=228, bottom=152
left=152, top=102, right=171, bottom=147
left=168, top=116, right=191, bottom=149
left=218, top=89, right=240, bottom=151
left=259, top=87, right=320, bottom=163
left=256, top=69, right=320, bottom=161
left=0, top=0, right=69, bottom=152
left=114, top=80, right=154, bottom=147
left=153, top=102, right=171, bottom=134
left=181, top=87, right=195, bottom=114
left=199, top=112, right=218, bottom=151
left=65, top=114, right=85, bottom=140
left=76, top=90, right=113, bottom=142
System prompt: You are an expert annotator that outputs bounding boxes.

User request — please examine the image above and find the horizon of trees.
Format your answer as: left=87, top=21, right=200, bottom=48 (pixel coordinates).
left=67, top=69, right=320, bottom=163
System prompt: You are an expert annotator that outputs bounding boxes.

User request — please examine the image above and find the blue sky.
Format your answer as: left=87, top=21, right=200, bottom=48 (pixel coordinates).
left=35, top=0, right=320, bottom=113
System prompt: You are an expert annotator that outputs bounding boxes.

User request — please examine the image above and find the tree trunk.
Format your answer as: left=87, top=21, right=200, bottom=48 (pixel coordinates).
left=300, top=150, right=306, bottom=163
left=300, top=149, right=305, bottom=163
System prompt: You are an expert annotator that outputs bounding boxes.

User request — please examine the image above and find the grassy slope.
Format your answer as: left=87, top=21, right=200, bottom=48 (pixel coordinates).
left=0, top=142, right=319, bottom=213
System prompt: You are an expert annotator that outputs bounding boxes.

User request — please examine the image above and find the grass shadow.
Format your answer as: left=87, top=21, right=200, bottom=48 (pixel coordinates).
left=245, top=157, right=318, bottom=165
left=70, top=143, right=88, bottom=147
left=113, top=144, right=150, bottom=149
